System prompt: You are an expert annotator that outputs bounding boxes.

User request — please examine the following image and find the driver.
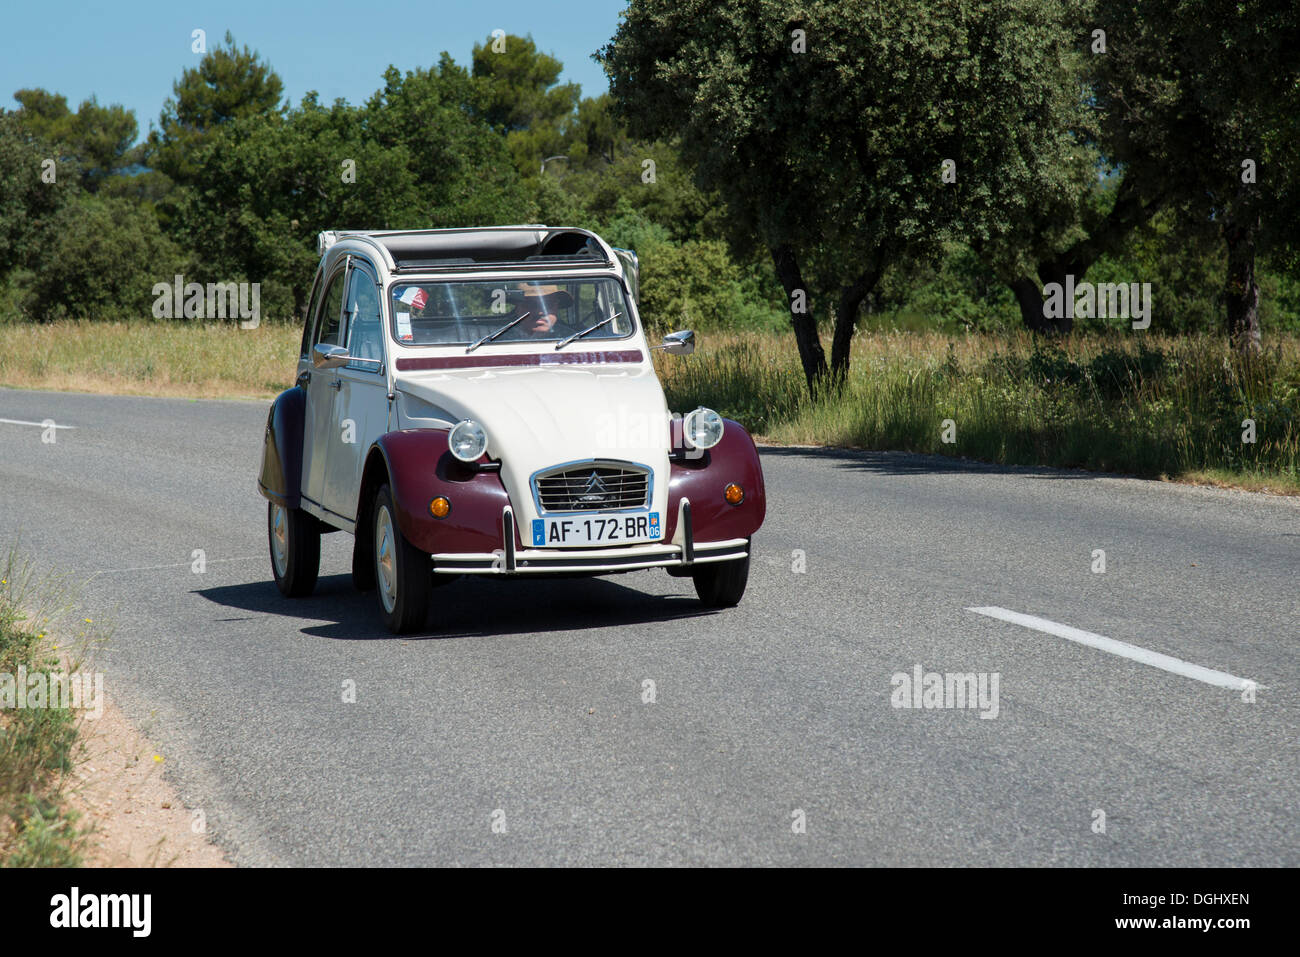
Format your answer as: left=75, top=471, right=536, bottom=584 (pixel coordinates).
left=512, top=283, right=574, bottom=338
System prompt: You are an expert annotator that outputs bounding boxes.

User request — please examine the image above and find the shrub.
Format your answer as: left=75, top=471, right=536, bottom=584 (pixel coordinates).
left=21, top=195, right=185, bottom=321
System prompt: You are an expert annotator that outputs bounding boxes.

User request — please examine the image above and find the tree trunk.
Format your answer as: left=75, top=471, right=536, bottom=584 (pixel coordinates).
left=1035, top=260, right=1076, bottom=335
left=1223, top=205, right=1262, bottom=353
left=770, top=243, right=827, bottom=393
left=1009, top=177, right=1166, bottom=334
left=829, top=256, right=884, bottom=382
left=1008, top=261, right=1081, bottom=335
left=1010, top=276, right=1048, bottom=332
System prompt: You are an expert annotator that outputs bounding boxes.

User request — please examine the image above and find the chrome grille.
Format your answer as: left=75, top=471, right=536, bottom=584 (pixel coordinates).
left=534, top=463, right=649, bottom=512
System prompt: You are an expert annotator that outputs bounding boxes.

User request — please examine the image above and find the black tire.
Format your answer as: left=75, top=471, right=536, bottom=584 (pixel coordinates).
left=372, top=483, right=432, bottom=633
left=268, top=501, right=320, bottom=597
left=692, top=548, right=750, bottom=608
left=351, top=494, right=376, bottom=593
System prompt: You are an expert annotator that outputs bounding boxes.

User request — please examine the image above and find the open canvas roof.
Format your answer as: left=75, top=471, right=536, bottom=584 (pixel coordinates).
left=319, top=226, right=612, bottom=271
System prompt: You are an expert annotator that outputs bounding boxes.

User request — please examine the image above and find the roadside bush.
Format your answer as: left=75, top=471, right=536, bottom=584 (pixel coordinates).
left=634, top=235, right=785, bottom=333
left=1084, top=209, right=1223, bottom=334
left=866, top=243, right=1018, bottom=333
left=599, top=205, right=672, bottom=253
left=21, top=195, right=185, bottom=321
left=534, top=175, right=592, bottom=231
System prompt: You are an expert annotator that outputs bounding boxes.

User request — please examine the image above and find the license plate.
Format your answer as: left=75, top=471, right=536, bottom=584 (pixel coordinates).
left=531, top=512, right=660, bottom=547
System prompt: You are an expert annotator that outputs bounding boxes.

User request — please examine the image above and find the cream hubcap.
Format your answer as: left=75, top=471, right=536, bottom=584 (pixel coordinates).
left=375, top=505, right=397, bottom=613
left=271, top=504, right=289, bottom=577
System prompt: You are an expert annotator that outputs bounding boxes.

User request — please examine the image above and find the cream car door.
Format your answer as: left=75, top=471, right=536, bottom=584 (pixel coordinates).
left=322, top=259, right=389, bottom=522
left=302, top=266, right=347, bottom=511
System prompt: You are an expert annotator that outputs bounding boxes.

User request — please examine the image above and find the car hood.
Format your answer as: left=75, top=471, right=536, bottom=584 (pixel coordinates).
left=396, top=365, right=672, bottom=527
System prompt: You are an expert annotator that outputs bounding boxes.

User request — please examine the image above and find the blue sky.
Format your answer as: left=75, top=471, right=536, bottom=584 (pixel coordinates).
left=0, top=0, right=628, bottom=143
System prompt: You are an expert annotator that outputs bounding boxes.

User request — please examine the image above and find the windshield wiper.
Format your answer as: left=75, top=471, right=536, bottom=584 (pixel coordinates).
left=466, top=312, right=530, bottom=353
left=555, top=312, right=622, bottom=350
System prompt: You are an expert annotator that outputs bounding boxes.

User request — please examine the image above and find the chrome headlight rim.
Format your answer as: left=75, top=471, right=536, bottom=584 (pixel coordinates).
left=448, top=418, right=489, bottom=462
left=684, top=407, right=725, bottom=450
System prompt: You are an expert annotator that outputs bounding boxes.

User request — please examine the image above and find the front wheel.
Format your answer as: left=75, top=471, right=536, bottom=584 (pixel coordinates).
left=372, top=484, right=432, bottom=633
left=268, top=501, right=320, bottom=597
left=692, top=547, right=750, bottom=607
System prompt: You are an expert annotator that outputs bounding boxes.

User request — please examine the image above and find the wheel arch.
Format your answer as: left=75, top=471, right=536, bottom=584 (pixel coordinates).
left=369, top=429, right=512, bottom=555
left=357, top=444, right=394, bottom=537
left=258, top=386, right=307, bottom=508
left=666, top=418, right=766, bottom=542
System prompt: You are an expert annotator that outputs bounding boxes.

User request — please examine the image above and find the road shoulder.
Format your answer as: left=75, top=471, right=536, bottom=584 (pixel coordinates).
left=68, top=691, right=232, bottom=867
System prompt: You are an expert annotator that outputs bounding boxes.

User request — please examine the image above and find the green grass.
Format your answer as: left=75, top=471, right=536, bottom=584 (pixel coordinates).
left=0, top=548, right=87, bottom=867
left=656, top=329, right=1300, bottom=492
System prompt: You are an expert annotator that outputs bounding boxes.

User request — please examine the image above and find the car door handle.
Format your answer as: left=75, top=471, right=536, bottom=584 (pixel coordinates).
left=330, top=378, right=342, bottom=391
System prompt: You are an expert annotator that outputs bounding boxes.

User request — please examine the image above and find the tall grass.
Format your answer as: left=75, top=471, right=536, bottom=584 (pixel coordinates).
left=4, top=320, right=1296, bottom=489
left=657, top=329, right=1300, bottom=490
left=0, top=319, right=301, bottom=398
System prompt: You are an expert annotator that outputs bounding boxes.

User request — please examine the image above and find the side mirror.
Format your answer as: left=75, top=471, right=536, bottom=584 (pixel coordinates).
left=656, top=329, right=695, bottom=356
left=313, top=343, right=350, bottom=369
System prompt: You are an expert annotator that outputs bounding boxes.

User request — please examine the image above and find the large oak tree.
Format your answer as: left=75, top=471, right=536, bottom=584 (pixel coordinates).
left=601, top=0, right=1085, bottom=390
left=1092, top=0, right=1300, bottom=349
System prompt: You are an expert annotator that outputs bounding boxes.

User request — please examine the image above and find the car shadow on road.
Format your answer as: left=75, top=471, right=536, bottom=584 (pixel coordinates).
left=194, top=572, right=716, bottom=641
left=759, top=445, right=1114, bottom=481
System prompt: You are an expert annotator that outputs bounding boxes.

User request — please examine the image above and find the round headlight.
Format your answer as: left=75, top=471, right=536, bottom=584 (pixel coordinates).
left=684, top=407, right=725, bottom=450
left=448, top=419, right=488, bottom=462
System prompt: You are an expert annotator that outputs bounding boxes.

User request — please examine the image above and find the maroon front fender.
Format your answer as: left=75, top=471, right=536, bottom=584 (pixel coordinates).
left=665, top=419, right=766, bottom=542
left=258, top=387, right=305, bottom=509
left=370, top=430, right=512, bottom=555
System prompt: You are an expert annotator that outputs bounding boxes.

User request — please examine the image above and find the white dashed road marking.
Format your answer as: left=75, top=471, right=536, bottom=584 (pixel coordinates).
left=0, top=418, right=76, bottom=429
left=968, top=605, right=1260, bottom=691
left=89, top=556, right=264, bottom=577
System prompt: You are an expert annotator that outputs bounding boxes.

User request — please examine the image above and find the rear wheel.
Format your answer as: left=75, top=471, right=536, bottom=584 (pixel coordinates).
left=372, top=484, right=432, bottom=633
left=691, top=546, right=750, bottom=607
left=268, top=501, right=320, bottom=597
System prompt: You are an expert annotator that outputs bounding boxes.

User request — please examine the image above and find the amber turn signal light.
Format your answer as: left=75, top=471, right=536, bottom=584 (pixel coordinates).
left=724, top=483, right=744, bottom=505
left=429, top=496, right=451, bottom=518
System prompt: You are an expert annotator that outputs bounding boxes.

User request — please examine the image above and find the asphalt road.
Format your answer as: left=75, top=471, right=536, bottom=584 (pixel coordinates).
left=1, top=388, right=1297, bottom=866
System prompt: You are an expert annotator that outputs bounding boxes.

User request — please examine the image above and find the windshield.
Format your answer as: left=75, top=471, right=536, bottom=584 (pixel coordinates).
left=389, top=277, right=634, bottom=347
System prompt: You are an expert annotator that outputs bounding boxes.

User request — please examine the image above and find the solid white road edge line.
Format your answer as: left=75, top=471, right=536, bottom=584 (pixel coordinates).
left=967, top=605, right=1260, bottom=691
left=0, top=418, right=76, bottom=429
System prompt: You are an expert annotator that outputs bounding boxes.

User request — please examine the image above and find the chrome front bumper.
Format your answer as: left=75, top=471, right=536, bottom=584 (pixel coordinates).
left=430, top=499, right=748, bottom=574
